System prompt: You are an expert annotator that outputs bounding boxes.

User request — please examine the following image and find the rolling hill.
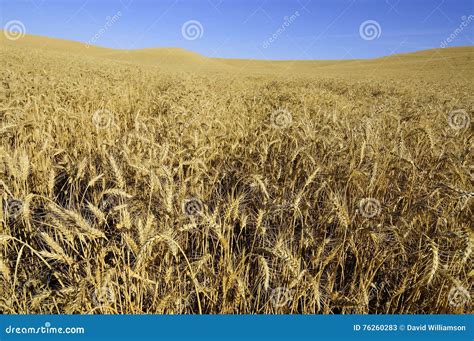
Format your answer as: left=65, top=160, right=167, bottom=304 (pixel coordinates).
left=1, top=31, right=473, bottom=79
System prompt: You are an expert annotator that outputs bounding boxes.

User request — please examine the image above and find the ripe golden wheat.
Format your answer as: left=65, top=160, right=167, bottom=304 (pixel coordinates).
left=0, top=37, right=472, bottom=314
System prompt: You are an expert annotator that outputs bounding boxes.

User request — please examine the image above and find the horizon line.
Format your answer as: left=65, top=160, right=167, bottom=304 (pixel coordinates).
left=2, top=30, right=473, bottom=62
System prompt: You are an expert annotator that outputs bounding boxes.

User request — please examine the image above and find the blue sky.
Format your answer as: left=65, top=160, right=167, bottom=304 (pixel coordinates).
left=1, top=0, right=473, bottom=60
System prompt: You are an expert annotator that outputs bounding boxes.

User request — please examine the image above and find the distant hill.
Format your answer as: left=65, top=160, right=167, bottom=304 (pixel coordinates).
left=1, top=31, right=472, bottom=79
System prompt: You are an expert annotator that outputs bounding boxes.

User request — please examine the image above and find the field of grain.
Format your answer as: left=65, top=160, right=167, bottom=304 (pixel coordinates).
left=0, top=33, right=472, bottom=314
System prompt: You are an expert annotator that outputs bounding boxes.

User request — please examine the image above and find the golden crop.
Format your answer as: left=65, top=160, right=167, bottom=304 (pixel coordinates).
left=0, top=34, right=472, bottom=314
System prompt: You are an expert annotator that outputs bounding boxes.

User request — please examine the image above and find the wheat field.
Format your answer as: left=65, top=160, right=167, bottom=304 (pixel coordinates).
left=0, top=33, right=472, bottom=314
